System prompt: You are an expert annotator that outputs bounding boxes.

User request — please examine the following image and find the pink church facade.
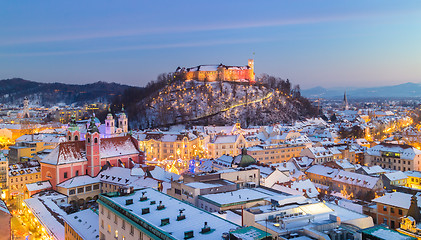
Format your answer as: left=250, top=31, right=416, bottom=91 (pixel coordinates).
left=41, top=133, right=144, bottom=189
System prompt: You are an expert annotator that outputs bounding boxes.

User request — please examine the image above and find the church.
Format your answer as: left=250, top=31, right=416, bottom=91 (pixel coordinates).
left=40, top=113, right=144, bottom=189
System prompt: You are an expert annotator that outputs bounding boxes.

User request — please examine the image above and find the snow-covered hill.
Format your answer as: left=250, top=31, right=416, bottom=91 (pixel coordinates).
left=135, top=80, right=317, bottom=128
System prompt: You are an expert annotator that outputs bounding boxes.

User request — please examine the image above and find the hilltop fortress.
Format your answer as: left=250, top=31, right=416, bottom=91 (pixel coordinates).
left=174, top=59, right=255, bottom=83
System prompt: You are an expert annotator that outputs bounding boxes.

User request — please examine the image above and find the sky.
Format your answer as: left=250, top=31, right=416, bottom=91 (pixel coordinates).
left=1, top=1, right=421, bottom=89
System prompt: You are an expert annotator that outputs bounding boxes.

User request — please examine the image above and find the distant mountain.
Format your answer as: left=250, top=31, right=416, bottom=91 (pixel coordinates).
left=0, top=78, right=141, bottom=106
left=302, top=82, right=421, bottom=99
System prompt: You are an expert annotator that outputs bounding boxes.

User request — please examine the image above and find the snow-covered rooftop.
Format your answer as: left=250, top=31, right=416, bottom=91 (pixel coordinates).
left=62, top=209, right=99, bottom=240
left=26, top=180, right=52, bottom=192
left=384, top=171, right=407, bottom=181
left=99, top=188, right=241, bottom=240
left=57, top=175, right=100, bottom=189
left=373, top=192, right=420, bottom=209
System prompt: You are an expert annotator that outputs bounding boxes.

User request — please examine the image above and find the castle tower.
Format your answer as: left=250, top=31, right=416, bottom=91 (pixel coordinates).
left=343, top=91, right=349, bottom=111
left=105, top=109, right=115, bottom=136
left=118, top=108, right=128, bottom=133
left=248, top=59, right=255, bottom=82
left=86, top=116, right=101, bottom=177
left=23, top=97, right=30, bottom=118
left=66, top=115, right=80, bottom=141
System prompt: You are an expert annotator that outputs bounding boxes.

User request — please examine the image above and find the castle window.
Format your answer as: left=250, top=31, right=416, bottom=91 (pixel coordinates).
left=94, top=138, right=98, bottom=144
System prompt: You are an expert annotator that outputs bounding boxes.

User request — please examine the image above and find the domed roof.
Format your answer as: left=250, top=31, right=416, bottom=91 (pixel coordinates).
left=87, top=116, right=99, bottom=133
left=233, top=148, right=256, bottom=167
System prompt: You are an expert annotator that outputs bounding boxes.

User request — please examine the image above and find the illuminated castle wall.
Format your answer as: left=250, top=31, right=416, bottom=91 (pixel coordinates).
left=175, top=59, right=255, bottom=83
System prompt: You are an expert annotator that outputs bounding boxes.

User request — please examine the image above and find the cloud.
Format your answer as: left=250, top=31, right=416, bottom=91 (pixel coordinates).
left=0, top=37, right=276, bottom=57
left=1, top=9, right=418, bottom=46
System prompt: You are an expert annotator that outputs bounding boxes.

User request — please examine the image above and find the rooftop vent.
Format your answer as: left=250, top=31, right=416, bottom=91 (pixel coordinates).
left=184, top=230, right=194, bottom=239
left=140, top=191, right=148, bottom=201
left=141, top=208, right=150, bottom=215
left=150, top=200, right=156, bottom=205
left=125, top=199, right=133, bottom=205
left=200, top=222, right=211, bottom=234
left=161, top=218, right=170, bottom=226
left=177, top=208, right=186, bottom=221
left=157, top=201, right=165, bottom=210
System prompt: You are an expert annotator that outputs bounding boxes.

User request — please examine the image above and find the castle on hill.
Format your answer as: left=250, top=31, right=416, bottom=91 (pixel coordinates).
left=174, top=59, right=255, bottom=83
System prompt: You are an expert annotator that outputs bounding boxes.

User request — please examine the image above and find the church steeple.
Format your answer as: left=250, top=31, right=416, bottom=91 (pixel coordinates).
left=407, top=195, right=421, bottom=223
left=343, top=91, right=349, bottom=110
left=66, top=115, right=80, bottom=141
left=105, top=107, right=115, bottom=136
left=87, top=116, right=99, bottom=133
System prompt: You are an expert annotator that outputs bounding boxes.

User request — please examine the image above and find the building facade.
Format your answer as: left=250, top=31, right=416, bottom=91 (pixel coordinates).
left=247, top=143, right=305, bottom=164
left=41, top=117, right=144, bottom=189
left=174, top=59, right=255, bottom=83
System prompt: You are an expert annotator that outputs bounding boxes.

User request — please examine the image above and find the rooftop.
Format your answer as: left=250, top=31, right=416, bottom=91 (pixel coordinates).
left=62, top=209, right=99, bottom=240
left=98, top=187, right=247, bottom=240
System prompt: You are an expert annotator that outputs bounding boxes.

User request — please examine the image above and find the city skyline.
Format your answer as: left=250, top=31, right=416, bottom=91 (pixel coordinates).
left=1, top=1, right=421, bottom=89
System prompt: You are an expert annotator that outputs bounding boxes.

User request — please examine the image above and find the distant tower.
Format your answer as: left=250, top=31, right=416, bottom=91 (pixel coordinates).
left=118, top=107, right=128, bottom=133
left=86, top=116, right=101, bottom=177
left=66, top=115, right=80, bottom=141
left=23, top=97, right=30, bottom=118
left=343, top=91, right=349, bottom=110
left=105, top=108, right=115, bottom=136
left=248, top=59, right=255, bottom=82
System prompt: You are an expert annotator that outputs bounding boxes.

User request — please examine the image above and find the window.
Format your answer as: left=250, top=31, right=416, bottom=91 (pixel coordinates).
left=75, top=170, right=79, bottom=176
left=383, top=206, right=387, bottom=212
left=75, top=135, right=79, bottom=141
left=108, top=225, right=111, bottom=233
left=101, top=220, right=104, bottom=228
left=122, top=220, right=125, bottom=229
left=69, top=189, right=76, bottom=195
left=107, top=210, right=110, bottom=219
left=93, top=184, right=100, bottom=190
left=94, top=138, right=98, bottom=144
left=391, top=208, right=394, bottom=213
left=86, top=186, right=92, bottom=192
left=383, top=218, right=387, bottom=225
left=399, top=209, right=403, bottom=215
left=130, top=225, right=134, bottom=235
left=77, top=187, right=84, bottom=193
left=64, top=172, right=68, bottom=178
left=115, top=230, right=118, bottom=238
left=114, top=214, right=118, bottom=224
